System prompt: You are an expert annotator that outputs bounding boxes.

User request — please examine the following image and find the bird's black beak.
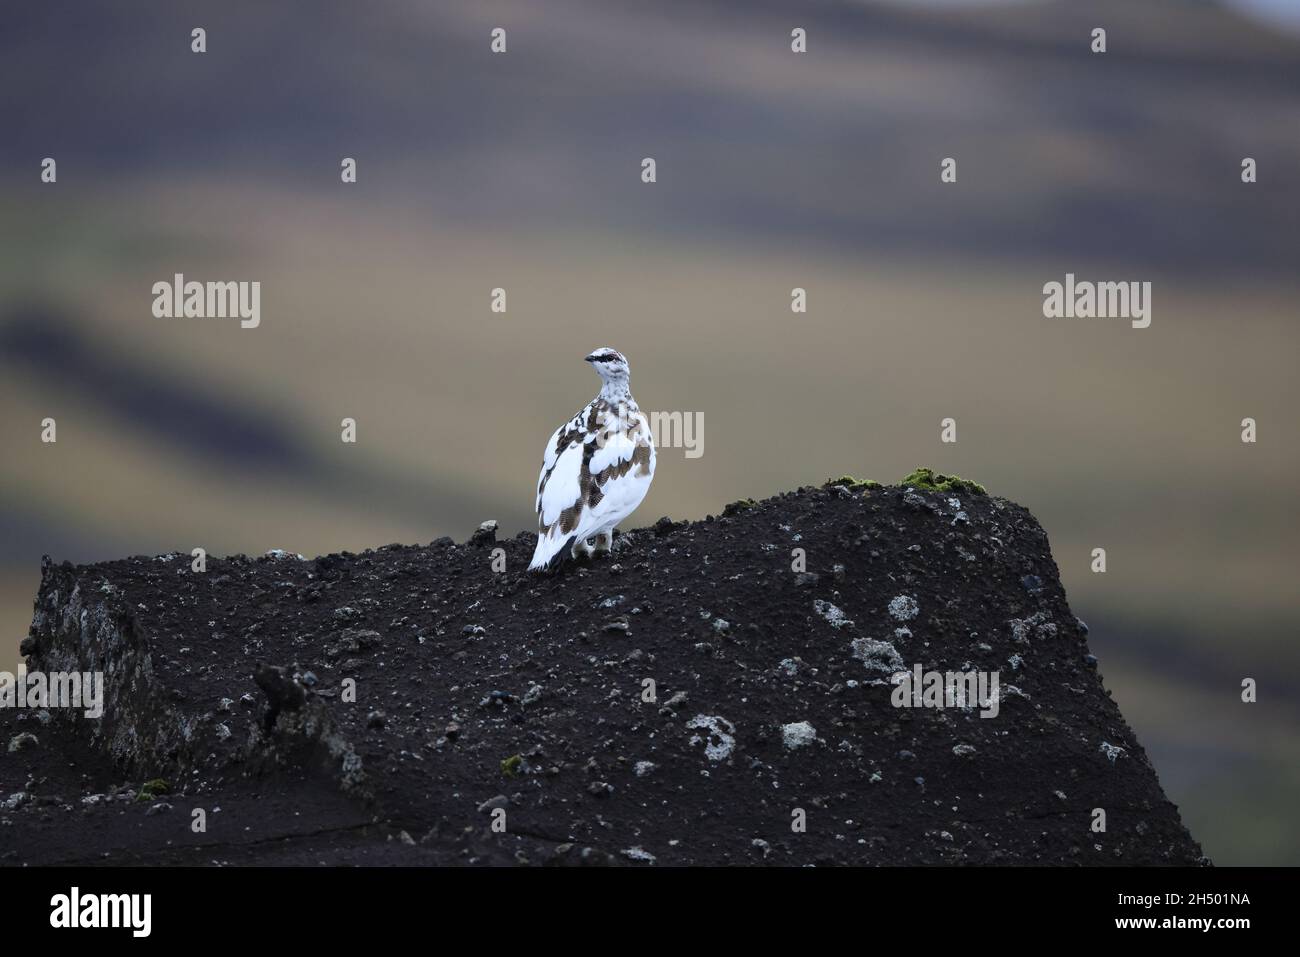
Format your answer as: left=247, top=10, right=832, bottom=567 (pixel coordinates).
left=584, top=355, right=598, bottom=363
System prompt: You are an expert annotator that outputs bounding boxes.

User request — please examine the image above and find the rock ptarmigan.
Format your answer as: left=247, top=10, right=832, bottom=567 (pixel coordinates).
left=528, top=348, right=656, bottom=571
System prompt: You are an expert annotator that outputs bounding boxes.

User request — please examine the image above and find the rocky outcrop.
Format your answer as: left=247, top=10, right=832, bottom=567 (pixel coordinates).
left=3, top=476, right=1205, bottom=865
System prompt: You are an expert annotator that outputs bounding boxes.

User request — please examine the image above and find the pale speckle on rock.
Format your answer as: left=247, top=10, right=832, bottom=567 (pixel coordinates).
left=888, top=595, right=919, bottom=621
left=686, top=714, right=735, bottom=762
left=814, top=599, right=854, bottom=630
left=851, top=637, right=905, bottom=675
left=782, top=721, right=818, bottom=750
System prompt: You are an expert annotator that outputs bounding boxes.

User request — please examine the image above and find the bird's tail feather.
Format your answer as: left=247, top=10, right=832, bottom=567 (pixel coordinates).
left=528, top=532, right=575, bottom=572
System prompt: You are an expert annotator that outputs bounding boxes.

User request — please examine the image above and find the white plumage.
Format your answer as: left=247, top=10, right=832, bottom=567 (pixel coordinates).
left=529, top=348, right=656, bottom=571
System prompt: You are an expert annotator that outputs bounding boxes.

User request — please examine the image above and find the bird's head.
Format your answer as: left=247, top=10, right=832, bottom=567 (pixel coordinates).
left=585, top=347, right=630, bottom=382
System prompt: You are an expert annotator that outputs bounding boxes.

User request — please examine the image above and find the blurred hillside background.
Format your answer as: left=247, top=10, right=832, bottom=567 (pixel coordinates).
left=1, top=0, right=1297, bottom=863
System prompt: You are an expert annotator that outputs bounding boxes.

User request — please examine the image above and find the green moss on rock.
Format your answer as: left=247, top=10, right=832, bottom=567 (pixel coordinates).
left=825, top=476, right=882, bottom=491
left=899, top=467, right=986, bottom=496
left=137, top=778, right=171, bottom=801
left=722, top=498, right=757, bottom=517
left=501, top=754, right=522, bottom=777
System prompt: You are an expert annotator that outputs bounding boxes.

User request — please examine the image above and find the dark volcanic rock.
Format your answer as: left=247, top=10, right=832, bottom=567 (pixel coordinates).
left=2, top=482, right=1205, bottom=865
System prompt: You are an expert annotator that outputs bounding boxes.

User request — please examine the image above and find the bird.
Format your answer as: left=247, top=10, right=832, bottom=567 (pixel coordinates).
left=529, top=348, right=656, bottom=571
